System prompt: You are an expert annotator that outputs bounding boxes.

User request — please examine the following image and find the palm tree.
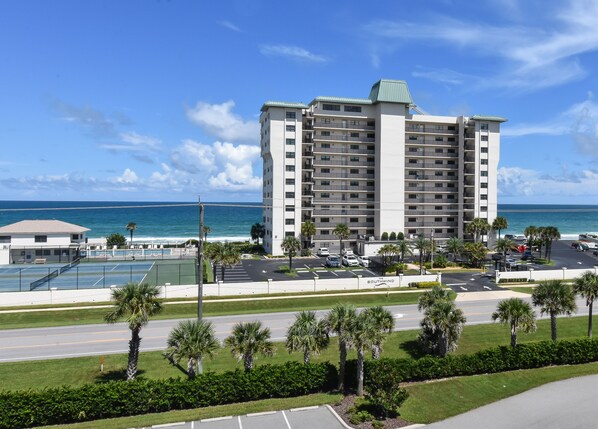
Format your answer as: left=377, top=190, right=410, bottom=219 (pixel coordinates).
left=532, top=280, right=577, bottom=342
left=285, top=310, right=329, bottom=364
left=463, top=242, right=488, bottom=268
left=524, top=225, right=538, bottom=250
left=494, top=238, right=517, bottom=270
left=104, top=282, right=163, bottom=380
left=206, top=242, right=241, bottom=282
left=250, top=223, right=265, bottom=245
left=125, top=222, right=137, bottom=244
left=363, top=306, right=394, bottom=359
left=544, top=226, right=560, bottom=261
left=163, top=319, right=219, bottom=378
left=377, top=244, right=398, bottom=269
left=301, top=220, right=316, bottom=250
left=396, top=240, right=412, bottom=262
left=491, top=298, right=537, bottom=347
left=413, top=235, right=431, bottom=274
left=332, top=223, right=350, bottom=253
left=418, top=300, right=466, bottom=357
left=224, top=321, right=275, bottom=371
left=417, top=285, right=453, bottom=312
left=351, top=311, right=380, bottom=396
left=325, top=303, right=357, bottom=392
left=465, top=218, right=490, bottom=243
left=573, top=272, right=598, bottom=338
left=281, top=236, right=301, bottom=271
left=445, top=237, right=464, bottom=262
left=202, top=225, right=212, bottom=243
left=492, top=216, right=508, bottom=240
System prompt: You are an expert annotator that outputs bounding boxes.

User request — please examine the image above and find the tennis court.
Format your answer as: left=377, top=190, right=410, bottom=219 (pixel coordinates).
left=0, top=261, right=155, bottom=292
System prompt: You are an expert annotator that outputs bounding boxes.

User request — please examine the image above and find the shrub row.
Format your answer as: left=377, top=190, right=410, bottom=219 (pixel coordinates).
left=0, top=362, right=337, bottom=429
left=346, top=338, right=598, bottom=388
left=498, top=278, right=529, bottom=283
left=408, top=281, right=441, bottom=288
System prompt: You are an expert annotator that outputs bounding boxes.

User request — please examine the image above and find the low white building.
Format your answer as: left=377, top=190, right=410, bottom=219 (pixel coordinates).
left=0, top=220, right=89, bottom=265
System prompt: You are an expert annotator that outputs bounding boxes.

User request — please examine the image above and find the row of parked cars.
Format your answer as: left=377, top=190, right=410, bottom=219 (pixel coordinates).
left=316, top=247, right=370, bottom=268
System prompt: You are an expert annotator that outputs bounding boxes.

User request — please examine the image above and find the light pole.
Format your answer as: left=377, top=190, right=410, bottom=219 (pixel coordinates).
left=430, top=229, right=434, bottom=270
left=197, top=196, right=204, bottom=320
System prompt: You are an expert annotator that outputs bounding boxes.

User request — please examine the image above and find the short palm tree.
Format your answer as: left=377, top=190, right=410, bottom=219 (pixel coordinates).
left=396, top=240, right=412, bottom=262
left=377, top=244, right=399, bottom=269
left=543, top=226, right=560, bottom=261
left=351, top=311, right=380, bottom=396
left=104, top=282, right=163, bottom=380
left=445, top=237, right=464, bottom=262
left=491, top=298, right=537, bottom=347
left=202, top=225, right=212, bottom=242
left=286, top=310, right=329, bottom=364
left=532, top=280, right=577, bottom=342
left=363, top=306, right=394, bottom=359
left=208, top=242, right=241, bottom=282
left=281, top=236, right=301, bottom=271
left=466, top=218, right=490, bottom=243
left=491, top=216, right=508, bottom=239
left=250, top=223, right=265, bottom=244
left=126, top=222, right=137, bottom=244
left=494, top=238, right=517, bottom=270
left=573, top=272, right=598, bottom=338
left=301, top=220, right=316, bottom=250
left=417, top=285, right=453, bottom=312
left=413, top=235, right=431, bottom=274
left=418, top=300, right=466, bottom=357
left=163, top=319, right=219, bottom=378
left=524, top=225, right=538, bottom=249
left=224, top=321, right=275, bottom=371
left=325, top=303, right=357, bottom=392
left=332, top=223, right=350, bottom=252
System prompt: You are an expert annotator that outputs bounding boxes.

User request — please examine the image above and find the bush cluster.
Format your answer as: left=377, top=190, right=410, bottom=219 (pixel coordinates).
left=0, top=362, right=336, bottom=428
left=408, top=281, right=441, bottom=289
left=345, top=338, right=598, bottom=388
left=498, top=278, right=529, bottom=283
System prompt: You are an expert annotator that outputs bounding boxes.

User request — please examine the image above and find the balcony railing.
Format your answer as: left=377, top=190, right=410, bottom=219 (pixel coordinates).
left=313, top=134, right=375, bottom=143
left=312, top=185, right=375, bottom=191
left=317, top=160, right=375, bottom=167
left=313, top=147, right=375, bottom=155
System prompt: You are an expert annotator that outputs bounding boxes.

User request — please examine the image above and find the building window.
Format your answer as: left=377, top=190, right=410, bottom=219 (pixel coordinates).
left=448, top=125, right=456, bottom=131
left=349, top=217, right=358, bottom=223
left=447, top=160, right=455, bottom=165
left=409, top=147, right=418, bottom=152
left=350, top=156, right=359, bottom=162
left=408, top=217, right=416, bottom=222
left=481, top=182, right=488, bottom=188
left=481, top=135, right=488, bottom=142
left=285, top=179, right=295, bottom=185
left=435, top=171, right=443, bottom=176
left=321, top=230, right=330, bottom=235
left=0, top=236, right=10, bottom=243
left=286, top=152, right=295, bottom=158
left=286, top=111, right=296, bottom=119
left=285, top=192, right=295, bottom=198
left=408, top=205, right=417, bottom=210
left=408, top=159, right=417, bottom=164
left=367, top=181, right=374, bottom=186
left=435, top=194, right=443, bottom=200
left=408, top=170, right=417, bottom=176
left=350, top=144, right=359, bottom=149
left=447, top=195, right=455, bottom=199
left=481, top=147, right=488, bottom=153
left=435, top=160, right=443, bottom=165
left=321, top=168, right=330, bottom=173
left=321, top=131, right=330, bottom=136
left=448, top=137, right=456, bottom=142
left=321, top=180, right=330, bottom=186
left=350, top=133, right=359, bottom=138
left=447, top=228, right=455, bottom=233
left=286, top=165, right=295, bottom=172
left=321, top=155, right=331, bottom=161
left=408, top=194, right=417, bottom=199
left=285, top=205, right=294, bottom=212
left=350, top=168, right=359, bottom=174
left=367, top=169, right=374, bottom=174
left=286, top=138, right=295, bottom=145
left=447, top=171, right=455, bottom=177
left=481, top=159, right=488, bottom=165
left=448, top=148, right=455, bottom=153
left=367, top=133, right=375, bottom=138
left=481, top=123, right=489, bottom=130
left=481, top=194, right=488, bottom=200
left=350, top=193, right=359, bottom=198
left=435, top=137, right=443, bottom=142
left=350, top=181, right=359, bottom=186
left=408, top=183, right=417, bottom=187
left=367, top=193, right=374, bottom=199
left=447, top=183, right=455, bottom=188
left=322, top=104, right=341, bottom=111
left=321, top=218, right=330, bottom=223
left=435, top=228, right=443, bottom=234
left=285, top=219, right=294, bottom=225
left=435, top=183, right=443, bottom=188
left=286, top=125, right=296, bottom=132
left=350, top=120, right=360, bottom=126
left=284, top=232, right=294, bottom=237
left=481, top=171, right=488, bottom=177
left=435, top=148, right=443, bottom=153
left=409, top=136, right=418, bottom=141
left=481, top=206, right=488, bottom=212
left=34, top=235, right=47, bottom=243
left=447, top=217, right=455, bottom=222
left=321, top=193, right=330, bottom=198
left=366, top=217, right=374, bottom=223
left=434, top=217, right=442, bottom=222
left=435, top=206, right=442, bottom=210
left=344, top=105, right=362, bottom=112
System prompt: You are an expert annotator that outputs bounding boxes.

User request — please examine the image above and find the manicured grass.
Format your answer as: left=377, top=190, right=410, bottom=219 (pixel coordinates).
left=277, top=265, right=299, bottom=277
left=3, top=315, right=596, bottom=392
left=505, top=286, right=537, bottom=294
left=0, top=291, right=424, bottom=330
left=401, top=362, right=598, bottom=423
left=40, top=393, right=343, bottom=429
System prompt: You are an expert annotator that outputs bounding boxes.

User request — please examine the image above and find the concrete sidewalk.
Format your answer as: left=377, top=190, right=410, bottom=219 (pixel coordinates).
left=455, top=290, right=529, bottom=302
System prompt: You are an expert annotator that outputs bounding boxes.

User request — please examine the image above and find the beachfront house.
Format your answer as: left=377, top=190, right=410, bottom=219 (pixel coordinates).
left=0, top=220, right=89, bottom=265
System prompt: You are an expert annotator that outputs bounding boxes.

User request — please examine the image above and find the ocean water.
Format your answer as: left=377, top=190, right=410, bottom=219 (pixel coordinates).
left=0, top=201, right=597, bottom=242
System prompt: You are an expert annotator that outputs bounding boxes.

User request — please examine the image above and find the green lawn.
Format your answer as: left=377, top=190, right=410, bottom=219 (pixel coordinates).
left=2, top=315, right=596, bottom=392
left=0, top=291, right=424, bottom=330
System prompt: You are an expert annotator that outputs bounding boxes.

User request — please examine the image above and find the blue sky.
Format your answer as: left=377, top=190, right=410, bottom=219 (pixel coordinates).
left=1, top=0, right=598, bottom=204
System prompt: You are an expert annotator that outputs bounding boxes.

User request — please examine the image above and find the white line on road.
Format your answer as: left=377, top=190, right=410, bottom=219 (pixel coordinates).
left=290, top=405, right=319, bottom=412
left=247, top=411, right=277, bottom=417
left=152, top=422, right=185, bottom=427
left=460, top=286, right=468, bottom=291
left=238, top=415, right=243, bottom=429
left=483, top=286, right=492, bottom=290
left=446, top=283, right=467, bottom=286
left=282, top=410, right=292, bottom=429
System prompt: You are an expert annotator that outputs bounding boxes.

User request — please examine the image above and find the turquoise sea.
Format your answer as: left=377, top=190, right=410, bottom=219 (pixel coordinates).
left=0, top=201, right=597, bottom=241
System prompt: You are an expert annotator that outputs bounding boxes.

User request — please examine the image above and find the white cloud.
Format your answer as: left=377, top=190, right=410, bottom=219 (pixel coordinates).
left=119, top=132, right=162, bottom=150
left=113, top=168, right=138, bottom=184
left=259, top=44, right=328, bottom=63
left=212, top=141, right=260, bottom=164
left=170, top=139, right=217, bottom=174
left=218, top=20, right=241, bottom=32
left=186, top=100, right=259, bottom=143
left=498, top=166, right=598, bottom=198
left=209, top=163, right=262, bottom=191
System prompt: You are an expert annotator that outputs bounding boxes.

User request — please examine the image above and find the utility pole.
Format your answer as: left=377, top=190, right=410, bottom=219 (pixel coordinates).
left=430, top=229, right=434, bottom=270
left=197, top=196, right=204, bottom=320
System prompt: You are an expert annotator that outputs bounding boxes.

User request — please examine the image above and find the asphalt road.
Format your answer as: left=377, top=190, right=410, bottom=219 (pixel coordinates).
left=0, top=296, right=591, bottom=362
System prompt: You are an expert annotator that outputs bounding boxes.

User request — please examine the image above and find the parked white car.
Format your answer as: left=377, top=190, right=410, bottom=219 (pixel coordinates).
left=341, top=249, right=354, bottom=256
left=342, top=254, right=360, bottom=267
left=357, top=255, right=370, bottom=267
left=317, top=247, right=330, bottom=256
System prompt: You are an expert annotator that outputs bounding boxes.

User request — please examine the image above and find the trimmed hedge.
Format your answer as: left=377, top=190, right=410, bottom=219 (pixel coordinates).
left=408, top=281, right=441, bottom=289
left=0, top=362, right=336, bottom=429
left=345, top=338, right=598, bottom=388
left=498, top=278, right=529, bottom=283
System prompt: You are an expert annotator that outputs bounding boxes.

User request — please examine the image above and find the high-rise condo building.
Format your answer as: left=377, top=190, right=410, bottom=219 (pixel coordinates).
left=260, top=79, right=506, bottom=256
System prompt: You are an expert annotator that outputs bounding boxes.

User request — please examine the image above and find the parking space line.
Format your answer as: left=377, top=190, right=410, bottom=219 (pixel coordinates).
left=290, top=405, right=319, bottom=412
left=152, top=422, right=185, bottom=428
left=281, top=410, right=292, bottom=429
left=238, top=415, right=243, bottom=429
left=200, top=416, right=232, bottom=422
left=247, top=411, right=277, bottom=417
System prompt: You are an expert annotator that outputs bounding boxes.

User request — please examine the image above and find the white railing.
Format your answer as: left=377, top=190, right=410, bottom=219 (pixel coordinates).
left=496, top=267, right=598, bottom=283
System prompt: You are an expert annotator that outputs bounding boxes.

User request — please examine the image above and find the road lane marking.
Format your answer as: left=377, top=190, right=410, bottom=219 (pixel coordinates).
left=460, top=286, right=468, bottom=291
left=247, top=411, right=277, bottom=417
left=238, top=415, right=243, bottom=429
left=282, top=410, right=292, bottom=428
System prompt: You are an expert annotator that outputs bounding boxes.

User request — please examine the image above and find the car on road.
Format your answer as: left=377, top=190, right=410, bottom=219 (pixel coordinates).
left=358, top=255, right=370, bottom=267
left=317, top=247, right=330, bottom=257
left=342, top=254, right=360, bottom=267
left=325, top=255, right=341, bottom=268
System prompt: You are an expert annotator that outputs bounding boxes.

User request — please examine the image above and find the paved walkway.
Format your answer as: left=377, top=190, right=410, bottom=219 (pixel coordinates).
left=426, top=375, right=598, bottom=428
left=455, top=290, right=529, bottom=302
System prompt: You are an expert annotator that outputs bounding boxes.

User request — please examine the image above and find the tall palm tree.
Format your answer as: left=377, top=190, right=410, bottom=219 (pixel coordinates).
left=301, top=220, right=316, bottom=250
left=417, top=285, right=453, bottom=312
left=494, top=238, right=517, bottom=270
left=104, top=282, right=163, bottom=380
left=396, top=240, right=412, bottom=262
left=285, top=310, right=329, bottom=364
left=491, top=298, right=537, bottom=347
left=418, top=300, right=466, bottom=357
left=413, top=235, right=431, bottom=274
left=465, top=218, right=490, bottom=243
left=491, top=216, right=508, bottom=240
left=544, top=226, right=560, bottom=261
left=281, top=236, right=301, bottom=271
left=332, top=223, right=350, bottom=252
left=351, top=311, right=380, bottom=396
left=224, top=321, right=275, bottom=371
left=532, top=280, right=577, bottom=342
left=463, top=242, right=488, bottom=268
left=201, top=225, right=212, bottom=243
left=573, top=272, right=598, bottom=338
left=325, top=303, right=357, bottom=392
left=250, top=223, right=265, bottom=245
left=524, top=225, right=538, bottom=250
left=363, top=306, right=394, bottom=359
left=163, top=319, right=219, bottom=378
left=445, top=237, right=464, bottom=262
left=126, top=222, right=137, bottom=244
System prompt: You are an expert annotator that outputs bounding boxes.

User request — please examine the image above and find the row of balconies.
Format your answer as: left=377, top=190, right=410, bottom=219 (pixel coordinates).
left=317, top=160, right=376, bottom=167
left=312, top=123, right=375, bottom=131
left=311, top=185, right=375, bottom=192
left=405, top=125, right=458, bottom=134
left=313, top=134, right=375, bottom=143
left=304, top=209, right=374, bottom=216
left=313, top=147, right=375, bottom=155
